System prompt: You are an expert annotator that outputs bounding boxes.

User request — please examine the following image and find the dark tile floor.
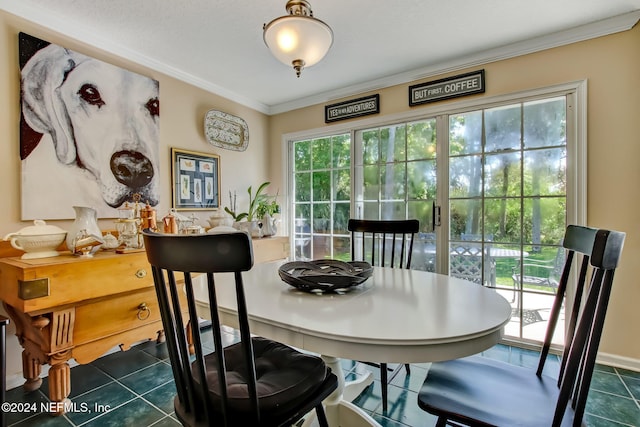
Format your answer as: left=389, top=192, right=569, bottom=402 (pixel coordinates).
left=5, top=326, right=640, bottom=426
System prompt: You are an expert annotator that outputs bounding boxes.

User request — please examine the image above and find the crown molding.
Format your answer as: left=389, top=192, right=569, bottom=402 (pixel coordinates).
left=2, top=2, right=638, bottom=116
left=267, top=10, right=640, bottom=115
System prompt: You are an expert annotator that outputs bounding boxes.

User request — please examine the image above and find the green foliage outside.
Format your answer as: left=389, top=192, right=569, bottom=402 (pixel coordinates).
left=293, top=97, right=567, bottom=269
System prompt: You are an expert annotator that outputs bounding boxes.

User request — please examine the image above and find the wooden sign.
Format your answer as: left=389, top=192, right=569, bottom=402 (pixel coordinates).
left=409, top=70, right=485, bottom=106
left=325, top=94, right=380, bottom=123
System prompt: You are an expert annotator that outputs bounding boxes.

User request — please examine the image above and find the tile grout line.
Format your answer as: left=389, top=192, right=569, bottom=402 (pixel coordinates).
left=614, top=367, right=640, bottom=411
left=71, top=359, right=175, bottom=426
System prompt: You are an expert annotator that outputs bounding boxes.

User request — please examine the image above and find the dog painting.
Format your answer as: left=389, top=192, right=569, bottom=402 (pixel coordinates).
left=20, top=33, right=160, bottom=219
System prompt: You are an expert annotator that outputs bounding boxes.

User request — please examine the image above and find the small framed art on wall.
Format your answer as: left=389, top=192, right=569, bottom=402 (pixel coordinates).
left=171, top=148, right=220, bottom=210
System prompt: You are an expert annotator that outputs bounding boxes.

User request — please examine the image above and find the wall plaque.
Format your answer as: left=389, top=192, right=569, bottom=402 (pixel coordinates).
left=325, top=94, right=380, bottom=123
left=409, top=70, right=485, bottom=106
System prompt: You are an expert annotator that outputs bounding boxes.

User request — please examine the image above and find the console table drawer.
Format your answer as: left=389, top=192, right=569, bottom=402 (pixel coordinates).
left=0, top=251, right=153, bottom=313
left=73, top=288, right=162, bottom=345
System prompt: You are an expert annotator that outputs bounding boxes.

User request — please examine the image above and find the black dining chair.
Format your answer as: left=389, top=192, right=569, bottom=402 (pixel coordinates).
left=143, top=230, right=338, bottom=427
left=417, top=225, right=626, bottom=427
left=347, top=218, right=419, bottom=412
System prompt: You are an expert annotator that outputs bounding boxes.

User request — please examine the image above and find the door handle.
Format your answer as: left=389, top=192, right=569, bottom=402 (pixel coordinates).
left=432, top=202, right=441, bottom=229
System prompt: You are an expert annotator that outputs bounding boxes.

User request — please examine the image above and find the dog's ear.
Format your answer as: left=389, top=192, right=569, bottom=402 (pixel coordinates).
left=21, top=44, right=83, bottom=165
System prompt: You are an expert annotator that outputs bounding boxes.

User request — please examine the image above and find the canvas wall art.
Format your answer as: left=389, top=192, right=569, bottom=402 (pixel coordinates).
left=19, top=32, right=160, bottom=220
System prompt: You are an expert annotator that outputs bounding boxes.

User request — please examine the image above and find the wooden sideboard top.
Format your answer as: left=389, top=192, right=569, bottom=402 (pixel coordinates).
left=0, top=235, right=290, bottom=314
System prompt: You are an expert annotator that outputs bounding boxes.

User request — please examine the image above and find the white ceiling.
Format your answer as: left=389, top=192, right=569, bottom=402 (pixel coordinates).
left=2, top=0, right=640, bottom=115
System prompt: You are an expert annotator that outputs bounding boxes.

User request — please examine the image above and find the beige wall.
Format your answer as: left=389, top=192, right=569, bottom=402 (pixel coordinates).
left=0, top=11, right=272, bottom=383
left=1, top=9, right=639, bottom=385
left=270, top=25, right=640, bottom=363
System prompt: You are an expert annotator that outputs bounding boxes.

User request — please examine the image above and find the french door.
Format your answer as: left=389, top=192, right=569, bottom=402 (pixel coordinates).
left=290, top=86, right=582, bottom=345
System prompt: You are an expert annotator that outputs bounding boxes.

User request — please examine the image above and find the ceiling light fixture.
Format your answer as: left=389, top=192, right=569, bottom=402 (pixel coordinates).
left=263, top=0, right=333, bottom=78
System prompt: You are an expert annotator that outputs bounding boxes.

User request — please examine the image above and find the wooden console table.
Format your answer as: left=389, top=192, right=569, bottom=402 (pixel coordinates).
left=0, top=235, right=289, bottom=414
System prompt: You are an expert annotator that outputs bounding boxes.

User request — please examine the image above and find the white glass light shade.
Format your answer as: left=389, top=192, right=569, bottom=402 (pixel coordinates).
left=263, top=15, right=333, bottom=73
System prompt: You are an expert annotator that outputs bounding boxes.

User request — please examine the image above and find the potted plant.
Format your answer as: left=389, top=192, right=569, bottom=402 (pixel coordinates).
left=256, top=192, right=280, bottom=218
left=224, top=181, right=269, bottom=222
left=225, top=182, right=278, bottom=237
left=256, top=191, right=280, bottom=236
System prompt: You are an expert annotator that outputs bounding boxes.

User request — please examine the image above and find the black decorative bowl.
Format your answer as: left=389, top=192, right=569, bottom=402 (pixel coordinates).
left=278, top=259, right=373, bottom=293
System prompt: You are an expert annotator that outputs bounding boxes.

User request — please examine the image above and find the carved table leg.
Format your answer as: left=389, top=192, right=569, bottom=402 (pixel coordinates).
left=47, top=360, right=71, bottom=416
left=21, top=350, right=42, bottom=392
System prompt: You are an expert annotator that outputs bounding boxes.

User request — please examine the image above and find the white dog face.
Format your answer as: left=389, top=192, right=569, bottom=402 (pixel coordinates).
left=21, top=44, right=160, bottom=208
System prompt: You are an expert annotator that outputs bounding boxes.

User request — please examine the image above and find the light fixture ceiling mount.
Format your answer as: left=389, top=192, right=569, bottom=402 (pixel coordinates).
left=263, top=0, right=333, bottom=78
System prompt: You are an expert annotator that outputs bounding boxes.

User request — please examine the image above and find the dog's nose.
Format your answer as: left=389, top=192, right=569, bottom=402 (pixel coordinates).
left=110, top=151, right=154, bottom=188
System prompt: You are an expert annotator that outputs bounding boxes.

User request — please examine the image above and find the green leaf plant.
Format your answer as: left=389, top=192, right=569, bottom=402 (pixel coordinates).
left=225, top=181, right=274, bottom=222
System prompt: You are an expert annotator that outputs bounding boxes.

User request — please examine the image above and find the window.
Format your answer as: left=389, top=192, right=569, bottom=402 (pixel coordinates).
left=287, top=83, right=584, bottom=346
left=291, top=134, right=351, bottom=261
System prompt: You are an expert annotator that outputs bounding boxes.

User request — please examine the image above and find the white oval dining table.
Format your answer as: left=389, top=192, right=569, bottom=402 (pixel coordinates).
left=193, top=260, right=512, bottom=427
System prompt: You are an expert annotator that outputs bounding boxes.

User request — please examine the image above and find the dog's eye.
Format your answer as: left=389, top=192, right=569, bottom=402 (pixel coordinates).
left=146, top=98, right=159, bottom=117
left=78, top=84, right=105, bottom=107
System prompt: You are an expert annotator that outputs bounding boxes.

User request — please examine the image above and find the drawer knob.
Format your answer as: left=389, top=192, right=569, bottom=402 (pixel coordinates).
left=135, top=269, right=147, bottom=279
left=137, top=302, right=151, bottom=320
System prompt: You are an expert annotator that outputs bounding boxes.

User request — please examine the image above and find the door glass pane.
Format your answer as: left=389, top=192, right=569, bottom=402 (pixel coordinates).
left=485, top=104, right=521, bottom=152
left=522, top=197, right=566, bottom=245
left=362, top=165, right=379, bottom=200
left=312, top=203, right=330, bottom=233
left=449, top=155, right=483, bottom=198
left=312, top=171, right=331, bottom=201
left=449, top=199, right=482, bottom=240
left=380, top=201, right=405, bottom=220
left=380, top=125, right=406, bottom=163
left=408, top=160, right=436, bottom=200
left=413, top=232, right=436, bottom=273
left=484, top=152, right=521, bottom=198
left=312, top=138, right=331, bottom=169
left=450, top=111, right=482, bottom=155
left=524, top=97, right=566, bottom=149
left=380, top=163, right=406, bottom=200
left=333, top=203, right=350, bottom=234
left=295, top=172, right=311, bottom=201
left=407, top=120, right=436, bottom=161
left=362, top=129, right=379, bottom=164
left=294, top=140, right=311, bottom=171
left=408, top=201, right=432, bottom=228
left=523, top=148, right=566, bottom=196
left=484, top=198, right=521, bottom=244
left=333, top=169, right=351, bottom=201
left=333, top=236, right=351, bottom=261
left=332, top=134, right=351, bottom=168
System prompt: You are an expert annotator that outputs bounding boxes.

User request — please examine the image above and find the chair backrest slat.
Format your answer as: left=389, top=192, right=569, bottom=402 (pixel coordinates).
left=552, top=228, right=625, bottom=426
left=536, top=225, right=597, bottom=377
left=348, top=219, right=419, bottom=269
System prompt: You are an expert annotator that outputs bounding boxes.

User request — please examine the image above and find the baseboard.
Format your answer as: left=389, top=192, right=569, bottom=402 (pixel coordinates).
left=7, top=373, right=29, bottom=391
left=597, top=352, right=640, bottom=372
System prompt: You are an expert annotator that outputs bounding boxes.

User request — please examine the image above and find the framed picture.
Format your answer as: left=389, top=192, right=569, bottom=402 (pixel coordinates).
left=171, top=148, right=220, bottom=210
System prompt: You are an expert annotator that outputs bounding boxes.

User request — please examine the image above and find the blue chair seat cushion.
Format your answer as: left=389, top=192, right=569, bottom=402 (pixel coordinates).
left=194, top=336, right=328, bottom=421
left=418, top=356, right=577, bottom=427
